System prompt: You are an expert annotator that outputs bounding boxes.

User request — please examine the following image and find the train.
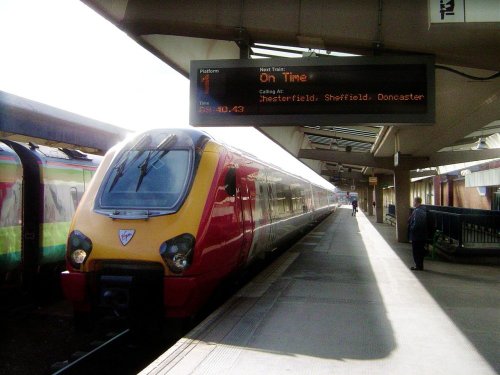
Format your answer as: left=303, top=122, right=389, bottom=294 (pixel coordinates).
left=0, top=140, right=101, bottom=287
left=61, top=128, right=337, bottom=320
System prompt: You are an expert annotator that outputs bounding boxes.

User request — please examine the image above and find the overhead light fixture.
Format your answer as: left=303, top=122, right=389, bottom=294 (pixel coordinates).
left=475, top=137, right=488, bottom=150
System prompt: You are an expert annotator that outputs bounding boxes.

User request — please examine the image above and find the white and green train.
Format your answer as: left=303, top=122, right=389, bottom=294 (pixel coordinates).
left=0, top=140, right=101, bottom=286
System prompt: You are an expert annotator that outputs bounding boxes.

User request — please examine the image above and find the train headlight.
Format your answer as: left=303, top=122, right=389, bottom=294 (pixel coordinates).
left=71, top=249, right=87, bottom=264
left=159, top=234, right=195, bottom=274
left=67, top=230, right=93, bottom=269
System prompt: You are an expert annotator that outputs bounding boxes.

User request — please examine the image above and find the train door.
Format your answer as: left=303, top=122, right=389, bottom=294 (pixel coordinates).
left=266, top=173, right=277, bottom=250
left=236, top=166, right=254, bottom=267
left=2, top=141, right=42, bottom=288
left=0, top=142, right=23, bottom=276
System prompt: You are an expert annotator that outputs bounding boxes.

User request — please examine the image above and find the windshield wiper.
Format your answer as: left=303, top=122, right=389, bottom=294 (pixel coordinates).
left=134, top=134, right=177, bottom=192
left=108, top=159, right=127, bottom=192
left=108, top=134, right=151, bottom=192
left=135, top=150, right=153, bottom=192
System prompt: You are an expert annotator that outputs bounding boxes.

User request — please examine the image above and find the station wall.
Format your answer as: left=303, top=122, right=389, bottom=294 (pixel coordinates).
left=381, top=174, right=498, bottom=211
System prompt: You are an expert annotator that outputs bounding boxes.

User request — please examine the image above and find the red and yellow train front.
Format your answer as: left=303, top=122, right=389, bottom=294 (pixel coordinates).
left=61, top=129, right=238, bottom=318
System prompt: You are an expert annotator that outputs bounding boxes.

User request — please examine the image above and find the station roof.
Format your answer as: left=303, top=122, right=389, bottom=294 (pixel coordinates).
left=0, top=91, right=129, bottom=155
left=81, top=0, right=500, bottom=188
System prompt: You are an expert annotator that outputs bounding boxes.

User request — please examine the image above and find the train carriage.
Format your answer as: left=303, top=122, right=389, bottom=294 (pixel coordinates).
left=61, top=128, right=336, bottom=319
left=0, top=140, right=101, bottom=286
left=0, top=142, right=23, bottom=273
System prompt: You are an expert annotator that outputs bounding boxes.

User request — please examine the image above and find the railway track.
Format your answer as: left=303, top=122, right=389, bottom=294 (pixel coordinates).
left=49, top=329, right=131, bottom=375
left=47, top=321, right=181, bottom=375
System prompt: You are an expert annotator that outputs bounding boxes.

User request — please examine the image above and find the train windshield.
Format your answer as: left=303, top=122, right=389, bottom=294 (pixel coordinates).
left=99, top=146, right=192, bottom=211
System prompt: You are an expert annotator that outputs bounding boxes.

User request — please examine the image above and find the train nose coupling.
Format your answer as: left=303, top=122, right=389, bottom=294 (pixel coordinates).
left=102, top=289, right=129, bottom=316
left=100, top=275, right=133, bottom=316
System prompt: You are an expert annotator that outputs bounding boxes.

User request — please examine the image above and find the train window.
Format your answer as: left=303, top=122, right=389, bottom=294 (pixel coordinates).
left=276, top=183, right=284, bottom=214
left=99, top=149, right=192, bottom=210
left=225, top=167, right=237, bottom=197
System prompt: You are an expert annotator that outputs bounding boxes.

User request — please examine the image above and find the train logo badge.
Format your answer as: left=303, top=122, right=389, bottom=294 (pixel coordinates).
left=119, top=229, right=135, bottom=246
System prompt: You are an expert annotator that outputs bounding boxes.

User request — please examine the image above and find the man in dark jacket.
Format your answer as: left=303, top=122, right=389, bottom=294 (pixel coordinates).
left=351, top=199, right=358, bottom=216
left=409, top=197, right=427, bottom=271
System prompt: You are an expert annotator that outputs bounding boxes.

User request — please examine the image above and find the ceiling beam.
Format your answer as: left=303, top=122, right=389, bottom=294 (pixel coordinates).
left=299, top=148, right=394, bottom=168
left=325, top=162, right=364, bottom=171
left=310, top=142, right=371, bottom=152
left=465, top=127, right=500, bottom=139
left=421, top=149, right=500, bottom=169
left=301, top=147, right=500, bottom=171
left=301, top=127, right=376, bottom=143
left=328, top=125, right=381, bottom=134
left=451, top=138, right=482, bottom=147
left=321, top=170, right=364, bottom=179
left=302, top=148, right=440, bottom=170
left=452, top=132, right=500, bottom=147
left=410, top=170, right=438, bottom=178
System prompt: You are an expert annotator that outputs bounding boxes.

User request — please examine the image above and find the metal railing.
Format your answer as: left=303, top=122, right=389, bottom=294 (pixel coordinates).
left=424, top=205, right=500, bottom=248
left=384, top=204, right=396, bottom=225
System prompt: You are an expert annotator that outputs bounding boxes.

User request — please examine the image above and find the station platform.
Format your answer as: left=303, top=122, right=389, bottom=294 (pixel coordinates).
left=140, top=207, right=500, bottom=375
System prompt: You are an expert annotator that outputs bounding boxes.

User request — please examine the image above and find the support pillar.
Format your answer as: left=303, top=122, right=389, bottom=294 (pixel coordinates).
left=447, top=175, right=454, bottom=207
left=361, top=186, right=368, bottom=212
left=433, top=175, right=441, bottom=206
left=375, top=177, right=384, bottom=223
left=367, top=185, right=374, bottom=216
left=394, top=168, right=411, bottom=243
left=355, top=189, right=362, bottom=211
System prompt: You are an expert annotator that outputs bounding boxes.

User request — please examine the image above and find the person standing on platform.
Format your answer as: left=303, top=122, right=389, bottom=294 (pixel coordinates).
left=351, top=198, right=358, bottom=216
left=409, top=197, right=427, bottom=271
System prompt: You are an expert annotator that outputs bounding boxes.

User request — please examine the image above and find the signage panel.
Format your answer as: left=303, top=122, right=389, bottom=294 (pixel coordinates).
left=429, top=0, right=500, bottom=23
left=190, top=56, right=435, bottom=126
left=429, top=0, right=465, bottom=23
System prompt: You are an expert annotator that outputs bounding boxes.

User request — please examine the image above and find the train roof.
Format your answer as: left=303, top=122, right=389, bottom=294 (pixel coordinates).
left=1, top=140, right=102, bottom=167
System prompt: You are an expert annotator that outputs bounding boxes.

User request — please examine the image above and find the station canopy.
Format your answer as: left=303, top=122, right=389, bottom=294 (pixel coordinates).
left=82, top=0, right=500, bottom=187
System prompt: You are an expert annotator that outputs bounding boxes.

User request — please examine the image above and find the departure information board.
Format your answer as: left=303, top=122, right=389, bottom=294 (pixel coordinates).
left=190, top=56, right=435, bottom=126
